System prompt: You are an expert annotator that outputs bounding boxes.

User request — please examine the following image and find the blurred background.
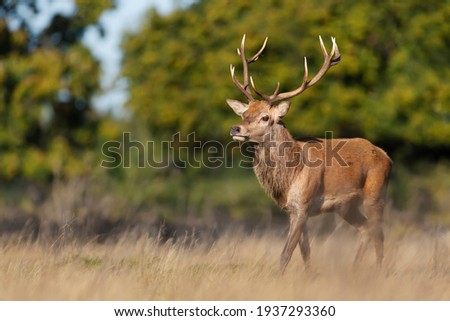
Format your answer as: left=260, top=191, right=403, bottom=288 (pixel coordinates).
left=0, top=0, right=449, bottom=242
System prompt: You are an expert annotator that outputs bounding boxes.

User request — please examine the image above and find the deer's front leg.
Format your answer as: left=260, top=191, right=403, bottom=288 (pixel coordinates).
left=280, top=209, right=309, bottom=273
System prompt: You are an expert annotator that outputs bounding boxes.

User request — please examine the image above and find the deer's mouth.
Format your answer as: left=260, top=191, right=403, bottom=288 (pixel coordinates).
left=231, top=135, right=249, bottom=142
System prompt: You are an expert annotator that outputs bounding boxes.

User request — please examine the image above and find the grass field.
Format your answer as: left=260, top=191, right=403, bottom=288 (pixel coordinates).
left=0, top=225, right=449, bottom=300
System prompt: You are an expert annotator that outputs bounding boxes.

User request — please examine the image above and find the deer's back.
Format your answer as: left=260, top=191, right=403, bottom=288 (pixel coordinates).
left=295, top=137, right=392, bottom=212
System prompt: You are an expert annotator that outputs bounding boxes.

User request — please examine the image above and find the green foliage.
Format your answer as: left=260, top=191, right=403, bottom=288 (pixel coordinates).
left=0, top=1, right=114, bottom=180
left=122, top=0, right=450, bottom=151
left=0, top=0, right=449, bottom=227
left=118, top=0, right=450, bottom=224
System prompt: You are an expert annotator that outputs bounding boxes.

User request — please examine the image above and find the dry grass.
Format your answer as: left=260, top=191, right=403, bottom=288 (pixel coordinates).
left=1, top=227, right=449, bottom=300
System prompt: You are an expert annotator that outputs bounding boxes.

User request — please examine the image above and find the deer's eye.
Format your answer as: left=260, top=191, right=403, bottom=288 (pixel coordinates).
left=261, top=115, right=270, bottom=122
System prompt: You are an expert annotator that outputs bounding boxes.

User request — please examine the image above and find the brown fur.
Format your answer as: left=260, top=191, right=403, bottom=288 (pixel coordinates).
left=229, top=100, right=392, bottom=272
left=228, top=35, right=391, bottom=272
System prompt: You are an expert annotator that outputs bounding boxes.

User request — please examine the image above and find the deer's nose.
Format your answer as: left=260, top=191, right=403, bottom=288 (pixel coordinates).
left=230, top=126, right=241, bottom=136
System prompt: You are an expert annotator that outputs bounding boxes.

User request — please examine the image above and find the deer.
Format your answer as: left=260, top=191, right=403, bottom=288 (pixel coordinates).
left=227, top=35, right=392, bottom=273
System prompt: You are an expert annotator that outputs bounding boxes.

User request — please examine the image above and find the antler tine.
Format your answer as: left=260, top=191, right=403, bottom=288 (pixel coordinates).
left=250, top=76, right=268, bottom=101
left=272, top=81, right=281, bottom=97
left=230, top=64, right=254, bottom=101
left=230, top=35, right=269, bottom=101
left=306, top=36, right=341, bottom=88
left=250, top=77, right=281, bottom=102
left=239, top=34, right=251, bottom=98
left=319, top=35, right=328, bottom=57
left=303, top=56, right=309, bottom=86
left=248, top=37, right=268, bottom=63
left=330, top=37, right=341, bottom=66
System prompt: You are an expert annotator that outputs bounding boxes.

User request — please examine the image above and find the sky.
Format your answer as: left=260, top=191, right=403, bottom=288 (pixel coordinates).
left=83, top=0, right=177, bottom=116
left=6, top=0, right=196, bottom=116
left=84, top=0, right=173, bottom=86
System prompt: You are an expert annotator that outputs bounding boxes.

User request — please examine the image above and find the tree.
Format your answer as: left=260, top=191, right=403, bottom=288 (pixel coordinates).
left=0, top=0, right=114, bottom=180
left=119, top=0, right=450, bottom=223
left=122, top=0, right=450, bottom=157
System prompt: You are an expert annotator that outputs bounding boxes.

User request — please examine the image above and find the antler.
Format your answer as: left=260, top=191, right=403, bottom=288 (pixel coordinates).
left=230, top=34, right=268, bottom=101
left=250, top=36, right=341, bottom=103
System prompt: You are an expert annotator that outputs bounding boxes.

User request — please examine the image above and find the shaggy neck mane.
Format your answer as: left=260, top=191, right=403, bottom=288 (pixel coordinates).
left=253, top=122, right=302, bottom=207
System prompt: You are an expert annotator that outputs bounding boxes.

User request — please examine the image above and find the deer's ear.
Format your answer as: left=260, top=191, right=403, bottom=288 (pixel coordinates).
left=226, top=99, right=248, bottom=117
left=273, top=101, right=291, bottom=120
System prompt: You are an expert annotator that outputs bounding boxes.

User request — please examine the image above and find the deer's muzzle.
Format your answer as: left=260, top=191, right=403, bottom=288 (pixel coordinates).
left=230, top=125, right=249, bottom=141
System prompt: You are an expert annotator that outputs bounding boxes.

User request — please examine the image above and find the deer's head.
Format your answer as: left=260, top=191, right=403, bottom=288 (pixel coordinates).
left=228, top=99, right=290, bottom=143
left=227, top=35, right=340, bottom=143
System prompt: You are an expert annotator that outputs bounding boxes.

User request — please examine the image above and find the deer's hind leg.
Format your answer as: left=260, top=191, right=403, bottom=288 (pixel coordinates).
left=338, top=202, right=370, bottom=266
left=363, top=199, right=385, bottom=267
left=362, top=168, right=390, bottom=268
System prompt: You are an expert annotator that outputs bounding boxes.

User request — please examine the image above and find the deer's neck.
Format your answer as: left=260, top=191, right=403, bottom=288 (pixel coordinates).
left=253, top=123, right=302, bottom=207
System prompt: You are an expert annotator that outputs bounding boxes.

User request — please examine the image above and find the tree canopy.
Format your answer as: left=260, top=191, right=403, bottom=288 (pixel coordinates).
left=0, top=0, right=114, bottom=180
left=122, top=0, right=450, bottom=156
left=0, top=0, right=448, bottom=224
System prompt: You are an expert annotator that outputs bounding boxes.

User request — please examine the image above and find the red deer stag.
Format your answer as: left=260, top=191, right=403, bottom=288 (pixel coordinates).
left=227, top=35, right=392, bottom=272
